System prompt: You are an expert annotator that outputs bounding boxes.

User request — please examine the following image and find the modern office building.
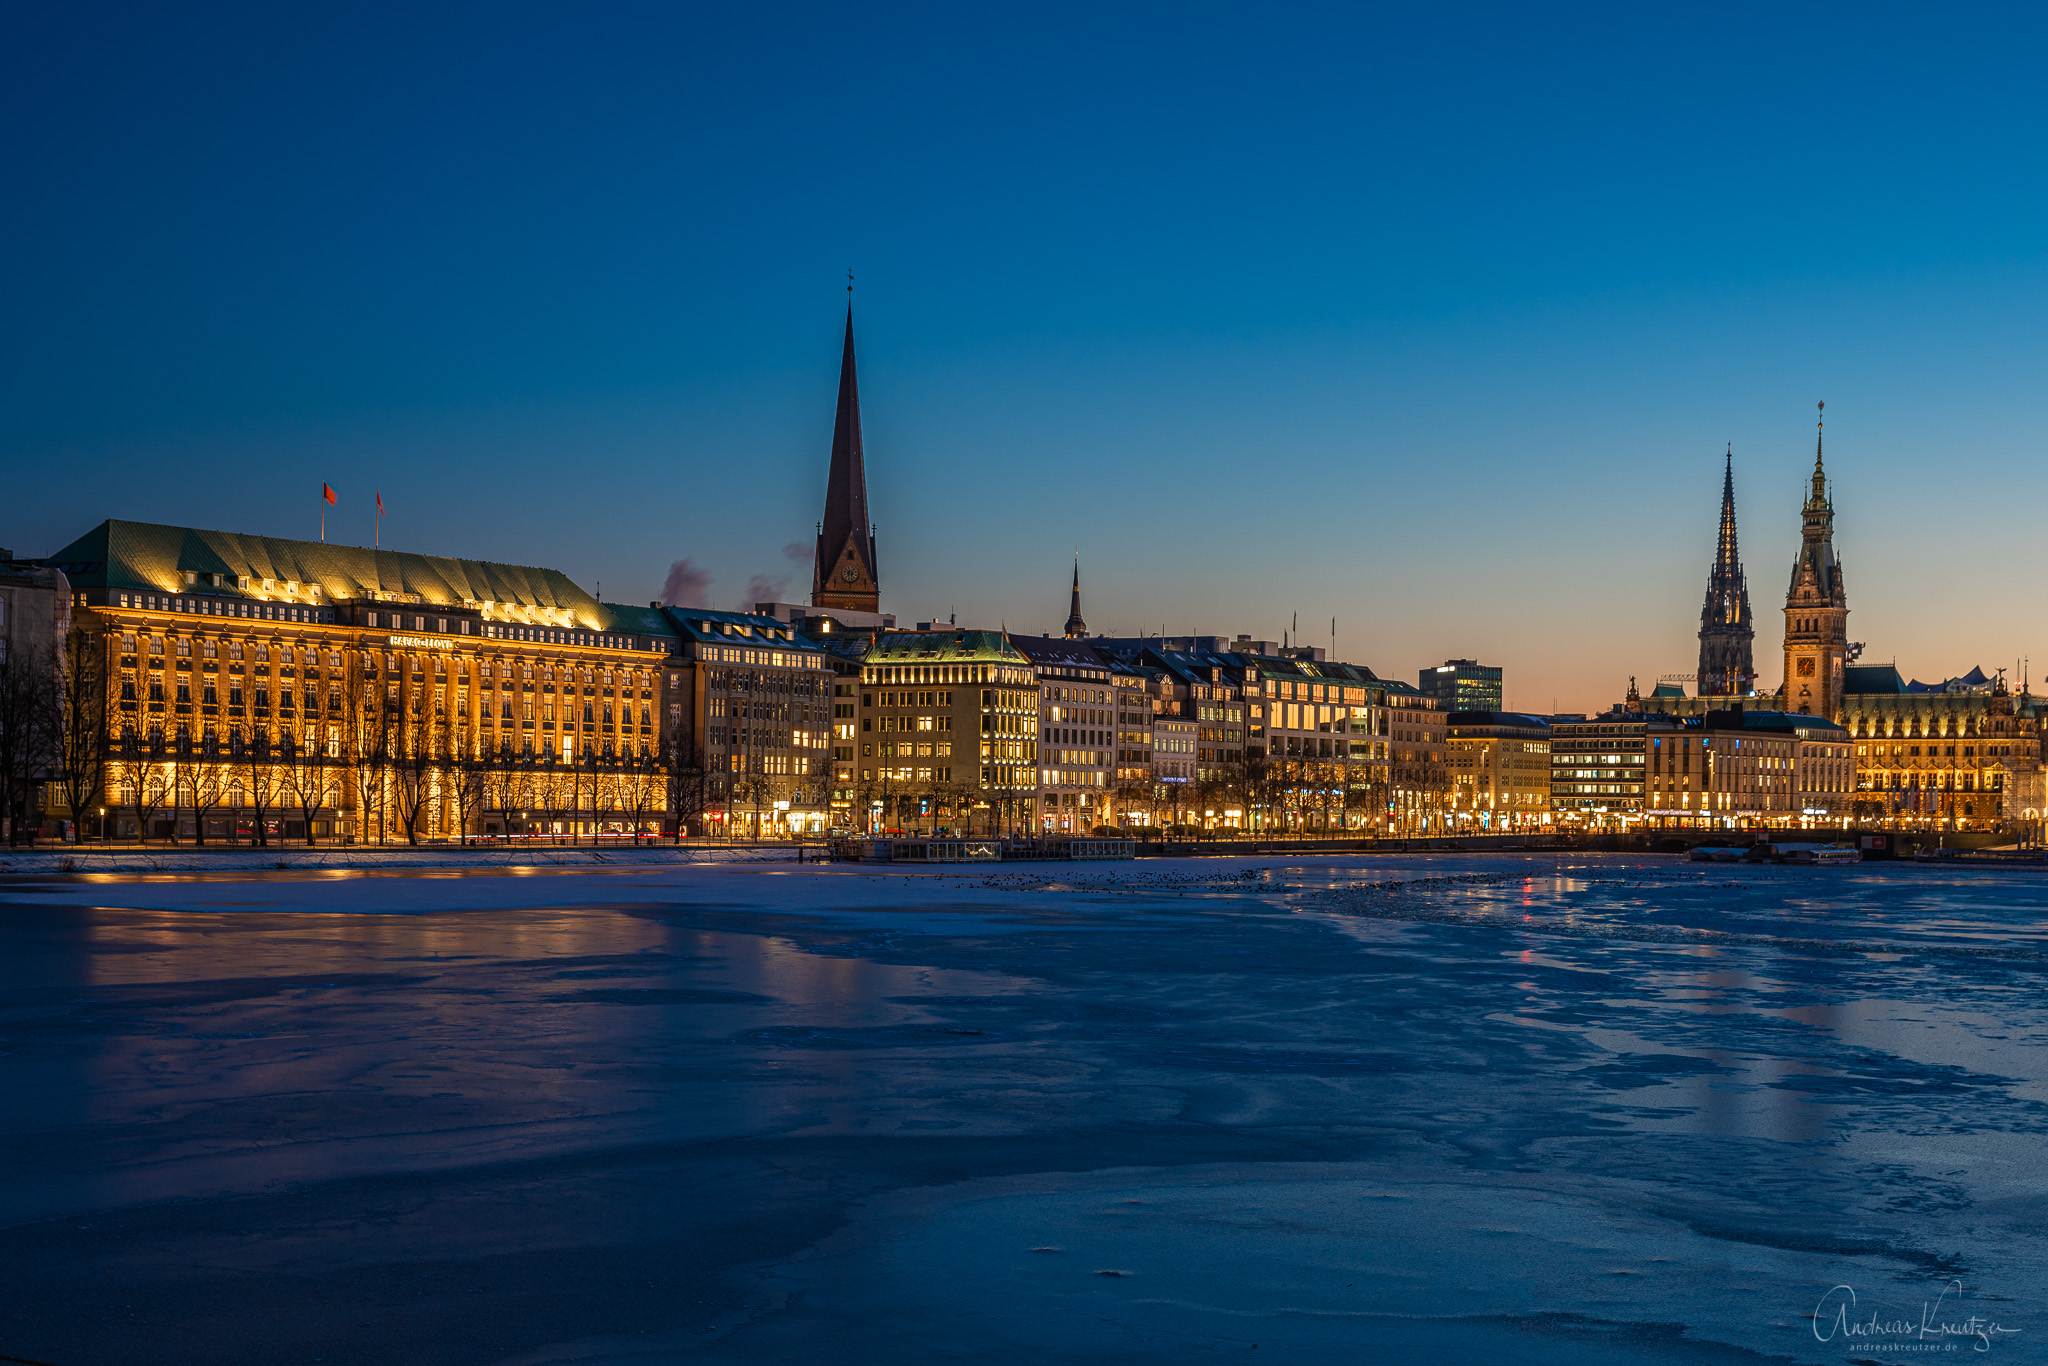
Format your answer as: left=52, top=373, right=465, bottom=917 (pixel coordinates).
left=1419, top=659, right=1503, bottom=714
left=1549, top=713, right=1647, bottom=826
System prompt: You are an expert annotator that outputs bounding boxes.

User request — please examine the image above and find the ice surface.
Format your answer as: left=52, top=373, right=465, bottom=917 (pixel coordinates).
left=0, top=854, right=2041, bottom=1363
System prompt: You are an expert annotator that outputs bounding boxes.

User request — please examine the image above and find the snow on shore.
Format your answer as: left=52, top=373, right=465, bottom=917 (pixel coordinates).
left=0, top=844, right=801, bottom=875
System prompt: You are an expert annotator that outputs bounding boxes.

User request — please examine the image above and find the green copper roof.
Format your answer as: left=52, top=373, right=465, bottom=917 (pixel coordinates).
left=46, top=518, right=634, bottom=626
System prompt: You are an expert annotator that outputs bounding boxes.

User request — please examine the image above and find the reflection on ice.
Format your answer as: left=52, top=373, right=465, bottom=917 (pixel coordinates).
left=0, top=853, right=2043, bottom=1365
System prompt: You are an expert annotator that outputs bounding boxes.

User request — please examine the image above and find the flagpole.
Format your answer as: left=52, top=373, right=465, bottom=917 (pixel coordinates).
left=320, top=488, right=326, bottom=543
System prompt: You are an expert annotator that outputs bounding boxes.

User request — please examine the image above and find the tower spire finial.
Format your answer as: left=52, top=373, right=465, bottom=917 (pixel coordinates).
left=1063, top=553, right=1086, bottom=638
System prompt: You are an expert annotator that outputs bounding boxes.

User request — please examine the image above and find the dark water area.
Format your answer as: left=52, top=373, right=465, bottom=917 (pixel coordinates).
left=0, top=855, right=2041, bottom=1363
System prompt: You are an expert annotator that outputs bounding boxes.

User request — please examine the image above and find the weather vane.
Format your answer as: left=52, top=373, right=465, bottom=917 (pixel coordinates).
left=847, top=268, right=853, bottom=295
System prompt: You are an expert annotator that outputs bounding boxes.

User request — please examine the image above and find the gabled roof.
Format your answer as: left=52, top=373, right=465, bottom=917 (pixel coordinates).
left=1012, top=635, right=1109, bottom=671
left=657, top=607, right=823, bottom=652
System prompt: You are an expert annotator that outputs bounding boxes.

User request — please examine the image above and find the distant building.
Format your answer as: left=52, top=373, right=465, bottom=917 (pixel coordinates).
left=1419, top=659, right=1502, bottom=714
left=0, top=551, right=69, bottom=669
left=1445, top=712, right=1551, bottom=831
left=1644, top=709, right=1853, bottom=828
left=1639, top=409, right=2042, bottom=830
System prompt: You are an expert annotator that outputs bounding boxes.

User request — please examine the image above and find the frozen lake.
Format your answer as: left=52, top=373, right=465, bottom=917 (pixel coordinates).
left=0, top=854, right=2041, bottom=1363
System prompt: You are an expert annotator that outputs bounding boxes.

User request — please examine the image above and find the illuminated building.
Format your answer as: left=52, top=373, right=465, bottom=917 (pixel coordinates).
left=33, top=518, right=834, bottom=842
left=1445, top=712, right=1551, bottom=830
left=850, top=628, right=1036, bottom=835
left=1418, top=659, right=1502, bottom=714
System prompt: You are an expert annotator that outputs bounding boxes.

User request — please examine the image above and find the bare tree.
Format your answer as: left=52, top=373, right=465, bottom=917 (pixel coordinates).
left=344, top=650, right=395, bottom=844
left=662, top=726, right=709, bottom=842
left=241, top=730, right=281, bottom=846
left=280, top=729, right=330, bottom=846
left=50, top=624, right=110, bottom=842
left=448, top=745, right=489, bottom=844
left=390, top=686, right=445, bottom=847
left=188, top=732, right=234, bottom=845
left=0, top=639, right=58, bottom=844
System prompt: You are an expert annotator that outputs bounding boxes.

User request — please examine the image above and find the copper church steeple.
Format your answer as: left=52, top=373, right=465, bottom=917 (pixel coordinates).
left=811, top=302, right=880, bottom=613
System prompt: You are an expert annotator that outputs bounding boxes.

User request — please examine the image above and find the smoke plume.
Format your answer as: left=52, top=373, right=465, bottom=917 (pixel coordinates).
left=736, top=544, right=813, bottom=611
left=661, top=559, right=713, bottom=608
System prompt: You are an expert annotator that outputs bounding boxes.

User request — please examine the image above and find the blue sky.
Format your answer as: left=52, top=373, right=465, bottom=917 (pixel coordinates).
left=6, top=3, right=2046, bottom=710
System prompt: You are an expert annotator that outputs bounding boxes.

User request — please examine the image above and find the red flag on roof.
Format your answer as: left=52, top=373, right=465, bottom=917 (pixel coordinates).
left=376, top=489, right=385, bottom=515
left=322, top=483, right=337, bottom=505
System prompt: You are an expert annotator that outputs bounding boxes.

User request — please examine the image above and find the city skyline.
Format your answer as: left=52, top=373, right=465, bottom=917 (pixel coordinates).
left=7, top=6, right=2048, bottom=712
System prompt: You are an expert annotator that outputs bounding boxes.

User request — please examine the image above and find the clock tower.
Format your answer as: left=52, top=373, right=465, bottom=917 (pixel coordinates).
left=1782, top=403, right=1848, bottom=720
left=811, top=303, right=880, bottom=614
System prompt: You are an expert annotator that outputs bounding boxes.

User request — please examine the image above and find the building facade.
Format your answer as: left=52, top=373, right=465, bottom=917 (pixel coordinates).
left=1550, top=714, right=1647, bottom=825
left=41, top=519, right=681, bottom=844
left=649, top=606, right=834, bottom=836
left=850, top=628, right=1037, bottom=836
left=1445, top=711, right=1551, bottom=830
left=1644, top=709, right=1852, bottom=827
left=1014, top=635, right=1115, bottom=833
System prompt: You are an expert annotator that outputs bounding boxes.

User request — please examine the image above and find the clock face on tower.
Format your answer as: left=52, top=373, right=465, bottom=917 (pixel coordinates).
left=841, top=565, right=858, bottom=583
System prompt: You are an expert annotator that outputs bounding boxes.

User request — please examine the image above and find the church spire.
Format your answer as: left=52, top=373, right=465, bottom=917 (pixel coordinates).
left=1697, top=446, right=1753, bottom=697
left=1063, top=555, right=1087, bottom=638
left=1716, top=445, right=1740, bottom=578
left=811, top=299, right=880, bottom=613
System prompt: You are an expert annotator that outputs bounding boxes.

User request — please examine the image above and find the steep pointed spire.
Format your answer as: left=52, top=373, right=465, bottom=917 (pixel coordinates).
left=1697, top=446, right=1754, bottom=697
left=1716, top=445, right=1740, bottom=577
left=812, top=301, right=880, bottom=612
left=1063, top=555, right=1087, bottom=638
